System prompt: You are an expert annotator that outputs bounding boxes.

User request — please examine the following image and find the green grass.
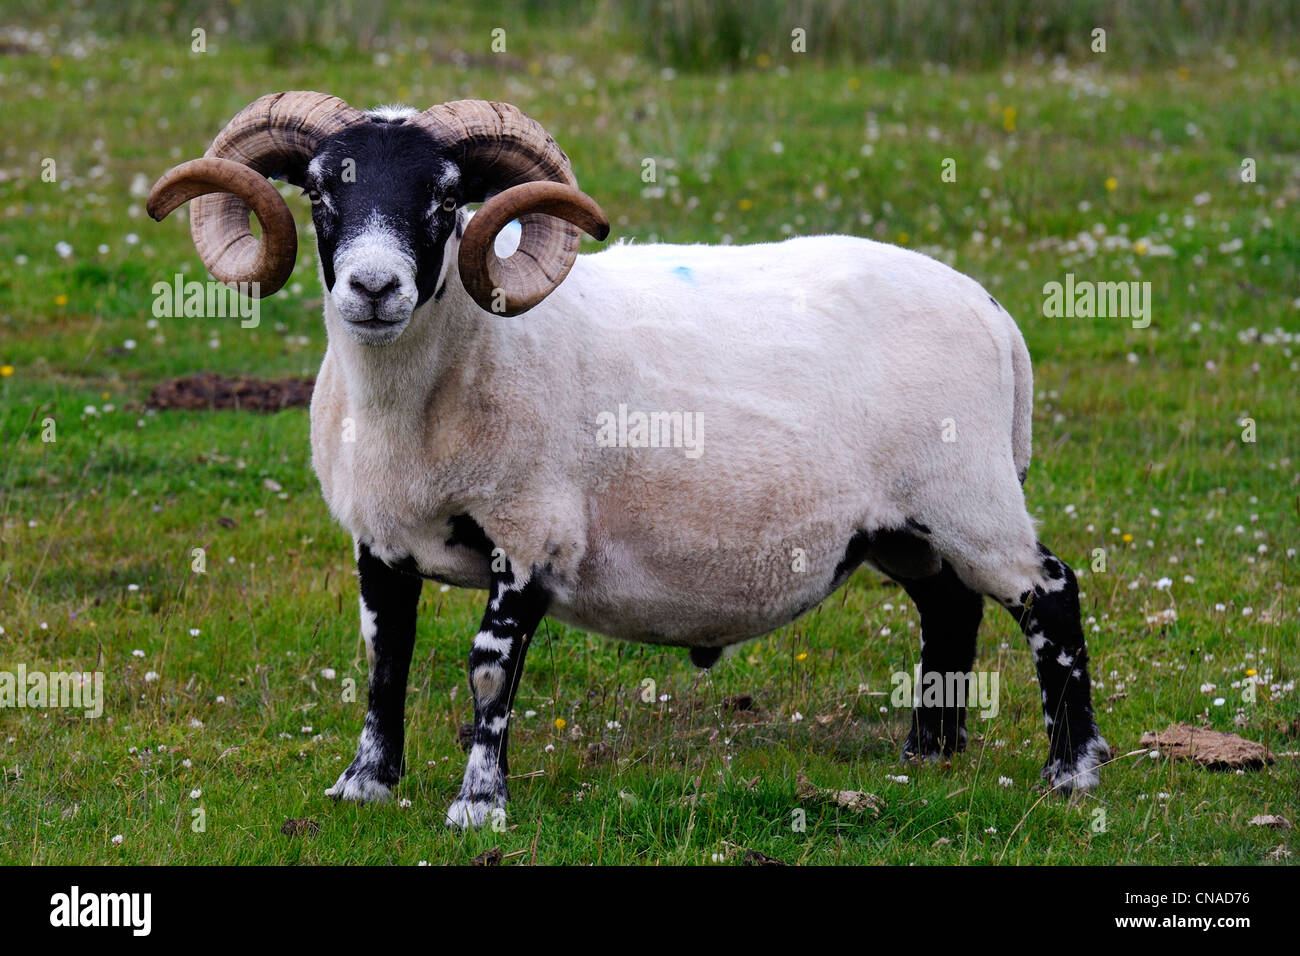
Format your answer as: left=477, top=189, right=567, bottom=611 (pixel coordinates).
left=0, top=9, right=1297, bottom=864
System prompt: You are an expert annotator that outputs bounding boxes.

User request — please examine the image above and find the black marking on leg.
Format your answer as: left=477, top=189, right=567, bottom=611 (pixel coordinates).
left=329, top=542, right=422, bottom=800
left=892, top=561, right=984, bottom=759
left=1002, top=544, right=1105, bottom=791
left=448, top=556, right=549, bottom=825
left=1037, top=541, right=1067, bottom=581
left=434, top=279, right=447, bottom=301
left=690, top=646, right=722, bottom=669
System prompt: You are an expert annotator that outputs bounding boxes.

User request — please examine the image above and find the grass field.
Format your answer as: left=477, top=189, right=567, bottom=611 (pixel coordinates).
left=0, top=6, right=1297, bottom=865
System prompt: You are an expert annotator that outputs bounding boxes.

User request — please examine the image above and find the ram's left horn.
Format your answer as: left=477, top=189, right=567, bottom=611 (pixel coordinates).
left=458, top=180, right=610, bottom=316
left=413, top=99, right=609, bottom=316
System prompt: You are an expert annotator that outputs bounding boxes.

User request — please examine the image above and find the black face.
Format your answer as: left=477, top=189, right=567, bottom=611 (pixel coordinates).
left=291, top=118, right=464, bottom=313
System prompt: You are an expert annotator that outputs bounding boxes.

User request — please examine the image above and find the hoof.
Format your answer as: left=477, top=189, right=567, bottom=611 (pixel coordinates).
left=902, top=723, right=967, bottom=761
left=326, top=765, right=395, bottom=803
left=445, top=792, right=506, bottom=829
left=1043, top=736, right=1110, bottom=794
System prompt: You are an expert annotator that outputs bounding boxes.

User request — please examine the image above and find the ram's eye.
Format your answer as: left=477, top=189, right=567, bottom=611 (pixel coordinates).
left=441, top=197, right=457, bottom=212
left=304, top=187, right=322, bottom=205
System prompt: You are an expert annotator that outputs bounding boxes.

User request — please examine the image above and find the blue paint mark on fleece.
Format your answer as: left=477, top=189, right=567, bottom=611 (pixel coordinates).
left=671, top=265, right=694, bottom=283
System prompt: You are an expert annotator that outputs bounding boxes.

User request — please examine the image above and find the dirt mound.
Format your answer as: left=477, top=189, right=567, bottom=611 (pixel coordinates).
left=1139, top=723, right=1275, bottom=770
left=147, top=373, right=314, bottom=412
left=795, top=770, right=884, bottom=816
left=280, top=818, right=320, bottom=837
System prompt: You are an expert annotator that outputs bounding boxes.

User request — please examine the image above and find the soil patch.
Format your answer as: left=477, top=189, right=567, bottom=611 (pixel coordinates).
left=147, top=373, right=314, bottom=412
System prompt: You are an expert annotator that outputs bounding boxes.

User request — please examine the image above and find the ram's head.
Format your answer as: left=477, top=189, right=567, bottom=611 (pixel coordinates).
left=148, top=91, right=609, bottom=343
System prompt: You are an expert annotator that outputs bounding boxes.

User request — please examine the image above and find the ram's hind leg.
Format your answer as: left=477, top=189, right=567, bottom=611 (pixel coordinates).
left=995, top=543, right=1109, bottom=793
left=893, top=561, right=984, bottom=760
left=852, top=527, right=984, bottom=759
left=946, top=522, right=1109, bottom=794
left=327, top=542, right=422, bottom=802
left=446, top=560, right=549, bottom=829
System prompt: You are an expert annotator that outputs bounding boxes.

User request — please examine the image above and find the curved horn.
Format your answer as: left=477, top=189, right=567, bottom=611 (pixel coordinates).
left=458, top=181, right=610, bottom=316
left=147, top=158, right=299, bottom=295
left=147, top=91, right=366, bottom=296
left=411, top=100, right=609, bottom=315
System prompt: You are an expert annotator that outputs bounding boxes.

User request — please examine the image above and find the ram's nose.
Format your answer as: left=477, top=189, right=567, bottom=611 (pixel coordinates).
left=348, top=267, right=403, bottom=300
left=348, top=271, right=401, bottom=303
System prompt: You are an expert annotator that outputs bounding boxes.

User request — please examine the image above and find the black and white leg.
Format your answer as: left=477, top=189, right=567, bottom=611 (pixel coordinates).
left=896, top=561, right=984, bottom=760
left=998, top=543, right=1109, bottom=793
left=327, top=541, right=422, bottom=802
left=446, top=559, right=549, bottom=829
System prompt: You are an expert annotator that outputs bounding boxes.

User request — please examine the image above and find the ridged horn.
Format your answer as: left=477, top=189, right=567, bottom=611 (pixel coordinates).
left=411, top=100, right=609, bottom=315
left=148, top=91, right=366, bottom=296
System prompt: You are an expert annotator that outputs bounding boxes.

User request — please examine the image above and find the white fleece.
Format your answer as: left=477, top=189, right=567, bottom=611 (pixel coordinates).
left=309, top=234, right=1042, bottom=648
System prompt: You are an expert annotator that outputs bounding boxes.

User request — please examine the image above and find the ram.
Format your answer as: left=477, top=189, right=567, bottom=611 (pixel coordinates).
left=149, top=91, right=1108, bottom=828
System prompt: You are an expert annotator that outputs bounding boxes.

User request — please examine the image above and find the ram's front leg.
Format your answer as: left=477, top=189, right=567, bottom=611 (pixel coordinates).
left=327, top=542, right=422, bottom=803
left=446, top=560, right=549, bottom=829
